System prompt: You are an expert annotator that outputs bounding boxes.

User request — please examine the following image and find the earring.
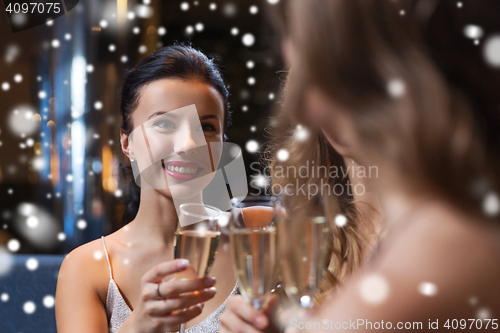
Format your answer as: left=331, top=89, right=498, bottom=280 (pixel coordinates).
left=130, top=157, right=135, bottom=162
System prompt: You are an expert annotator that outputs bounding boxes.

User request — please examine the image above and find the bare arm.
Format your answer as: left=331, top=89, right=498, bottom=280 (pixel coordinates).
left=55, top=245, right=109, bottom=333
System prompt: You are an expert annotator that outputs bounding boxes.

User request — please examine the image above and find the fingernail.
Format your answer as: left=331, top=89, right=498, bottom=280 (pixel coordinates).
left=205, top=287, right=216, bottom=294
left=255, top=315, right=268, bottom=329
left=177, top=259, right=189, bottom=269
left=204, top=277, right=216, bottom=286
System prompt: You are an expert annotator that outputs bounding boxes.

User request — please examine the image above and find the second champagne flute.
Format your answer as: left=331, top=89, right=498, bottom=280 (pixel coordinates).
left=276, top=193, right=331, bottom=309
left=229, top=196, right=279, bottom=310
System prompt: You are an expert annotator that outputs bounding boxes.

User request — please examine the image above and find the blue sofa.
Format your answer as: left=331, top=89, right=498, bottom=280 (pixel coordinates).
left=0, top=254, right=65, bottom=333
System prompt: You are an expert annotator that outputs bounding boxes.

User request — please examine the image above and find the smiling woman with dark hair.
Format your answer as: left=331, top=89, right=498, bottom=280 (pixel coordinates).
left=55, top=44, right=238, bottom=333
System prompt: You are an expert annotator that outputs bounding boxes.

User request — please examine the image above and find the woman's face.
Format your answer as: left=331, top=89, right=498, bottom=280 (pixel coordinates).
left=123, top=78, right=225, bottom=201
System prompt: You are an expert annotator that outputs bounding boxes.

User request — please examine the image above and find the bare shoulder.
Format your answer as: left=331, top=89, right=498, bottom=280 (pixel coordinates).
left=373, top=206, right=500, bottom=315
left=380, top=207, right=500, bottom=273
left=57, top=237, right=111, bottom=302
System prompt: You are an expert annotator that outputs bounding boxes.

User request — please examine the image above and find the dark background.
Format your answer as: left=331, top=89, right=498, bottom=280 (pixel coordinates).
left=0, top=0, right=283, bottom=255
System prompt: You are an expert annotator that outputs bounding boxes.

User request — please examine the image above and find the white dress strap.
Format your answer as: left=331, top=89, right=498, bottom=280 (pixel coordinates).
left=101, top=236, right=113, bottom=279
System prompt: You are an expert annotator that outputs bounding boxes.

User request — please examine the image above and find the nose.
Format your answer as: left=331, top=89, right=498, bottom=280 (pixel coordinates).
left=173, top=129, right=197, bottom=155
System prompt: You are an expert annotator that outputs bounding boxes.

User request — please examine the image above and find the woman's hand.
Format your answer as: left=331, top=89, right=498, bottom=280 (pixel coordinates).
left=122, top=259, right=217, bottom=333
left=220, top=295, right=281, bottom=333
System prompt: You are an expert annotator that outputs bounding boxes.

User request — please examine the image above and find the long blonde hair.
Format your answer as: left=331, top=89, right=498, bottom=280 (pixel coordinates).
left=268, top=0, right=500, bottom=293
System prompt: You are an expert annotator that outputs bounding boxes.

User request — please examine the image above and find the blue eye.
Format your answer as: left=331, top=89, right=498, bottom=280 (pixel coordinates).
left=154, top=120, right=176, bottom=129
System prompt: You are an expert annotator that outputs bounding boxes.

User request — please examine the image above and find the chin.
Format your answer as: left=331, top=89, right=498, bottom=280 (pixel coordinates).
left=168, top=183, right=208, bottom=201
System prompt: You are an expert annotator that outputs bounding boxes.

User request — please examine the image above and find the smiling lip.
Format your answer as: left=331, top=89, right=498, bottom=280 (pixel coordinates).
left=162, top=161, right=204, bottom=181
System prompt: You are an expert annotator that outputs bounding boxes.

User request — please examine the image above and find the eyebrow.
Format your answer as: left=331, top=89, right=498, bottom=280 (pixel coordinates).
left=200, top=115, right=220, bottom=122
left=147, top=112, right=220, bottom=122
left=147, top=111, right=177, bottom=120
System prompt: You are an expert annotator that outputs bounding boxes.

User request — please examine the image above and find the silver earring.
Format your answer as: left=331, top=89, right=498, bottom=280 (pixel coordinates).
left=130, top=157, right=135, bottom=162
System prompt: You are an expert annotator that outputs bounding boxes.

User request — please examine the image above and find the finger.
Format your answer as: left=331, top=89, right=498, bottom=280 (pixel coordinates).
left=144, top=276, right=216, bottom=301
left=225, top=296, right=269, bottom=330
left=263, top=295, right=280, bottom=318
left=147, top=287, right=216, bottom=316
left=142, top=259, right=190, bottom=283
left=158, top=303, right=205, bottom=327
left=220, top=309, right=264, bottom=333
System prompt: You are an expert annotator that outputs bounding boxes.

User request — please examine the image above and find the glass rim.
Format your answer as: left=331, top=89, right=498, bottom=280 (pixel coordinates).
left=230, top=195, right=277, bottom=205
left=179, top=203, right=222, bottom=221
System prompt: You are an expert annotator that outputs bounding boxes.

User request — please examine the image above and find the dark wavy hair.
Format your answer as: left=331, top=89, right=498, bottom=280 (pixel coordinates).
left=119, top=44, right=231, bottom=225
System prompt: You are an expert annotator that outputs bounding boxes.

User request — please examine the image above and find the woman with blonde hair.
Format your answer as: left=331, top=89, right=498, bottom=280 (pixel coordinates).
left=220, top=1, right=500, bottom=332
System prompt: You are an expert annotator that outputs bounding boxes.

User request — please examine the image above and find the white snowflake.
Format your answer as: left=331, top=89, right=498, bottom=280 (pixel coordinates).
left=335, top=214, right=347, bottom=227
left=43, top=295, right=55, bottom=308
left=7, top=239, right=20, bottom=252
left=482, top=192, right=500, bottom=216
left=246, top=140, right=259, bottom=153
left=253, top=175, right=267, bottom=187
left=23, top=301, right=36, bottom=314
left=387, top=78, right=406, bottom=98
left=295, top=125, right=310, bottom=142
left=180, top=2, right=189, bottom=11
left=483, top=35, right=500, bottom=67
left=463, top=25, right=484, bottom=39
left=242, top=33, right=255, bottom=47
left=26, top=216, right=39, bottom=228
left=77, top=219, right=87, bottom=229
left=418, top=282, right=438, bottom=296
left=277, top=149, right=289, bottom=161
left=195, top=23, right=204, bottom=32
left=26, top=258, right=39, bottom=270
left=93, top=251, right=103, bottom=260
left=249, top=5, right=258, bottom=14
left=476, top=307, right=492, bottom=320
left=359, top=274, right=390, bottom=304
left=158, top=26, right=167, bottom=36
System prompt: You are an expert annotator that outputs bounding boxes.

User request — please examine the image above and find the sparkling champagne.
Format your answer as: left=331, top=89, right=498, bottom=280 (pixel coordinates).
left=230, top=227, right=277, bottom=309
left=174, top=230, right=221, bottom=279
left=277, top=216, right=329, bottom=308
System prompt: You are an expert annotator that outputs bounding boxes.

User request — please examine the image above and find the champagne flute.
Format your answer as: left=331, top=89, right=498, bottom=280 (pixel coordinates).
left=174, top=203, right=222, bottom=333
left=229, top=196, right=279, bottom=310
left=276, top=193, right=331, bottom=309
